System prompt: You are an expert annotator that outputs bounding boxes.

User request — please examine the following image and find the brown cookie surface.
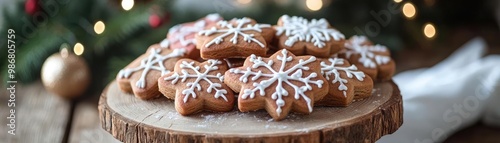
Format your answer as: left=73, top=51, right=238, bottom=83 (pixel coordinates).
left=339, top=36, right=396, bottom=81
left=317, top=58, right=373, bottom=106
left=224, top=49, right=327, bottom=121
left=167, top=13, right=223, bottom=59
left=116, top=44, right=185, bottom=100
left=274, top=15, right=346, bottom=58
left=196, top=17, right=274, bottom=59
left=159, top=59, right=234, bottom=115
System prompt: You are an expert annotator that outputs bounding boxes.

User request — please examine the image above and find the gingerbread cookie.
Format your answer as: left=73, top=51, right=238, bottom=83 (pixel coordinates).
left=196, top=17, right=275, bottom=59
left=339, top=36, right=395, bottom=81
left=167, top=13, right=223, bottom=59
left=317, top=58, right=373, bottom=106
left=224, top=49, right=327, bottom=121
left=117, top=43, right=185, bottom=100
left=274, top=15, right=346, bottom=58
left=159, top=59, right=235, bottom=115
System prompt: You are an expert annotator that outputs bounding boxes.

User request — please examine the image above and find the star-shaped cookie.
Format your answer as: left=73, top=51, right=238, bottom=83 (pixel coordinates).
left=116, top=43, right=185, bottom=100
left=317, top=57, right=373, bottom=106
left=224, top=49, right=328, bottom=121
left=167, top=13, right=223, bottom=59
left=274, top=15, right=346, bottom=58
left=339, top=35, right=395, bottom=81
left=159, top=59, right=235, bottom=115
left=196, top=17, right=275, bottom=59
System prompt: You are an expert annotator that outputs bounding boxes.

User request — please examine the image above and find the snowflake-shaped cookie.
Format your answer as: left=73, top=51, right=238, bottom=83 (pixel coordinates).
left=159, top=59, right=234, bottom=115
left=317, top=58, right=373, bottom=106
left=339, top=35, right=395, bottom=81
left=224, top=49, right=327, bottom=121
left=167, top=13, right=223, bottom=59
left=274, top=15, right=346, bottom=58
left=117, top=43, right=185, bottom=100
left=196, top=17, right=274, bottom=59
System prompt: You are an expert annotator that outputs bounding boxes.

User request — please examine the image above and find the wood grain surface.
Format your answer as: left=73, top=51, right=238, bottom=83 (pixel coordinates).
left=99, top=80, right=403, bottom=143
left=0, top=81, right=72, bottom=143
left=69, top=97, right=120, bottom=143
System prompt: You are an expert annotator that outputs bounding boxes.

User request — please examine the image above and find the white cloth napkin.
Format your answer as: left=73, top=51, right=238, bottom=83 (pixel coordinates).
left=378, top=38, right=500, bottom=143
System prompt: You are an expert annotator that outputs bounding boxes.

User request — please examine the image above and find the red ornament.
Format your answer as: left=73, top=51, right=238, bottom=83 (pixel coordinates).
left=25, top=0, right=38, bottom=15
left=149, top=14, right=162, bottom=28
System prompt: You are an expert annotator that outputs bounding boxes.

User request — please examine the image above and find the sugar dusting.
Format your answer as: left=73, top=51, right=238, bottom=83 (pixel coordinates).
left=164, top=111, right=180, bottom=120
left=185, top=111, right=311, bottom=130
left=151, top=86, right=389, bottom=132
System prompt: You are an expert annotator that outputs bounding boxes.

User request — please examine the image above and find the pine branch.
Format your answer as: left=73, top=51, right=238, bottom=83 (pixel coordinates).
left=102, top=24, right=171, bottom=84
left=1, top=24, right=73, bottom=83
left=93, top=5, right=152, bottom=55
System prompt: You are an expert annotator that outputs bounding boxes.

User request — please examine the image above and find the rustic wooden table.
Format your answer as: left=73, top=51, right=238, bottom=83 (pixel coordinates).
left=0, top=82, right=120, bottom=143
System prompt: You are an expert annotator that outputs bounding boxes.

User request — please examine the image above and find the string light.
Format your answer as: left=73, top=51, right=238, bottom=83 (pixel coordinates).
left=423, top=23, right=436, bottom=39
left=74, top=43, right=84, bottom=56
left=94, top=21, right=105, bottom=34
left=394, top=0, right=402, bottom=3
left=306, top=0, right=323, bottom=11
left=237, top=0, right=252, bottom=4
left=402, top=2, right=416, bottom=19
left=121, top=0, right=134, bottom=11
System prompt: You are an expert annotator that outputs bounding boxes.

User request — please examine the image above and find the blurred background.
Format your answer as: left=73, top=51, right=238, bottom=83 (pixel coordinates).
left=1, top=0, right=499, bottom=91
left=0, top=0, right=499, bottom=142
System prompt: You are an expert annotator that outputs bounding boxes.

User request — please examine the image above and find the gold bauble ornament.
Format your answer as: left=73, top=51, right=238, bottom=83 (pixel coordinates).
left=41, top=48, right=91, bottom=99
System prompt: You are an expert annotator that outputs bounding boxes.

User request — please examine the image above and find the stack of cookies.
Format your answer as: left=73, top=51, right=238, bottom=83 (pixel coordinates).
left=116, top=14, right=396, bottom=121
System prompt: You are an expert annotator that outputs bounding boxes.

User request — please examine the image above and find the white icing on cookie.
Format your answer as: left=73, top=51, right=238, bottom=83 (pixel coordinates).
left=118, top=48, right=185, bottom=88
left=229, top=50, right=324, bottom=116
left=275, top=15, right=345, bottom=48
left=198, top=17, right=271, bottom=48
left=160, top=38, right=170, bottom=48
left=205, top=13, right=222, bottom=22
left=168, top=20, right=206, bottom=47
left=320, top=58, right=365, bottom=97
left=344, top=35, right=391, bottom=68
left=168, top=14, right=223, bottom=47
left=163, top=59, right=228, bottom=103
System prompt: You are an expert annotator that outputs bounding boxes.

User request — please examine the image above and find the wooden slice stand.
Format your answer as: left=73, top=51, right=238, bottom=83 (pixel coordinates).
left=99, top=80, right=403, bottom=143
